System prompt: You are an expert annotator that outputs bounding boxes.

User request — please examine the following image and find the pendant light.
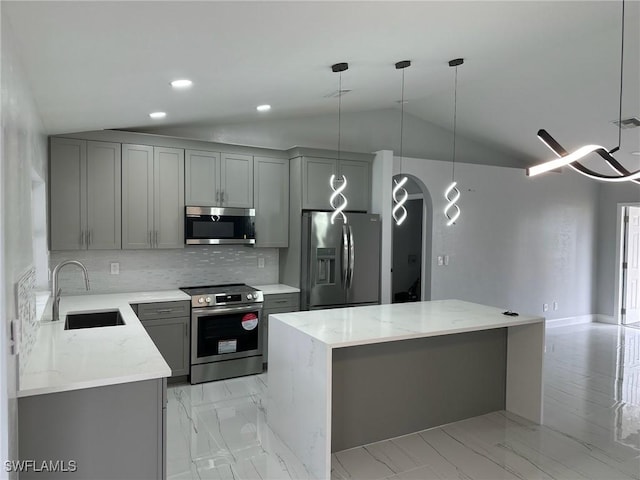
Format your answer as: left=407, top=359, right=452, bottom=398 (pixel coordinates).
left=444, top=58, right=463, bottom=226
left=329, top=62, right=349, bottom=224
left=392, top=60, right=410, bottom=226
left=527, top=0, right=640, bottom=184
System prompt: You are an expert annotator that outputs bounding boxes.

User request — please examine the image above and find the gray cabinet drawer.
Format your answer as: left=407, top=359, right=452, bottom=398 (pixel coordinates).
left=137, top=301, right=190, bottom=321
left=263, top=293, right=299, bottom=310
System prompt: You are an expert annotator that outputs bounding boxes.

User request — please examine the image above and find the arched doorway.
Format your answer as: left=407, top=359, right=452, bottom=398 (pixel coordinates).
left=391, top=174, right=433, bottom=302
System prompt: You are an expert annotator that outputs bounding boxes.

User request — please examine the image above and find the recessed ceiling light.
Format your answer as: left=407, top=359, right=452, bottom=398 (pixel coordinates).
left=149, top=111, right=166, bottom=119
left=170, top=79, right=193, bottom=89
left=256, top=104, right=271, bottom=112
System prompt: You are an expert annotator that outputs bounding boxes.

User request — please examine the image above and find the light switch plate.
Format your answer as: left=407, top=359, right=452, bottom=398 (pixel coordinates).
left=437, top=256, right=444, bottom=266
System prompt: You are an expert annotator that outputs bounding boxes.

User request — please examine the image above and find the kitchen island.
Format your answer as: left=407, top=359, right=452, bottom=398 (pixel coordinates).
left=267, top=299, right=544, bottom=480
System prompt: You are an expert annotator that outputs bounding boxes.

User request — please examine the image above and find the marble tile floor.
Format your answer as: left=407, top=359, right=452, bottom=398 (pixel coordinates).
left=167, top=323, right=640, bottom=479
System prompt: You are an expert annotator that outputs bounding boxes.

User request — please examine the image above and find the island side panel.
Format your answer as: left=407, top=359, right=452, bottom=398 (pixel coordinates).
left=506, top=321, right=545, bottom=424
left=268, top=316, right=331, bottom=480
left=331, top=328, right=507, bottom=452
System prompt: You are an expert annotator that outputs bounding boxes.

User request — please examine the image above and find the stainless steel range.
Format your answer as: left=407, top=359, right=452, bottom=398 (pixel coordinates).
left=180, top=284, right=264, bottom=384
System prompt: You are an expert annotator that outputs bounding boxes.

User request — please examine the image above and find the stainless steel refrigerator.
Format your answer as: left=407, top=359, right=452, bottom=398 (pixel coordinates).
left=301, top=211, right=381, bottom=310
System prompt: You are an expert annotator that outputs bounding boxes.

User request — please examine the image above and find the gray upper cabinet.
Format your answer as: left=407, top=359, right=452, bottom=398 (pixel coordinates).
left=221, top=153, right=253, bottom=208
left=338, top=159, right=370, bottom=213
left=254, top=156, right=289, bottom=247
left=50, top=138, right=121, bottom=251
left=122, top=144, right=184, bottom=249
left=301, top=157, right=370, bottom=212
left=302, top=157, right=337, bottom=210
left=185, top=150, right=253, bottom=208
left=185, top=149, right=220, bottom=206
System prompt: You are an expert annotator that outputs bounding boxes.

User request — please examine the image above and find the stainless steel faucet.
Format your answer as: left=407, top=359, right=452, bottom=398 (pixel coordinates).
left=51, top=260, right=90, bottom=321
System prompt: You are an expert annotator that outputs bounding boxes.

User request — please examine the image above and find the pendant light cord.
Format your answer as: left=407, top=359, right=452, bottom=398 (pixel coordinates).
left=616, top=0, right=625, bottom=151
left=452, top=65, right=458, bottom=182
left=400, top=68, right=405, bottom=161
left=338, top=70, right=342, bottom=163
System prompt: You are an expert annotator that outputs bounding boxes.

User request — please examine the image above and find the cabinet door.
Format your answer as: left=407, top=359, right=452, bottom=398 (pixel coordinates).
left=221, top=153, right=253, bottom=208
left=302, top=157, right=337, bottom=210
left=142, top=317, right=190, bottom=377
left=254, top=157, right=289, bottom=247
left=185, top=149, right=220, bottom=206
left=86, top=141, right=121, bottom=249
left=122, top=144, right=154, bottom=249
left=339, top=160, right=370, bottom=212
left=154, top=147, right=185, bottom=249
left=50, top=138, right=87, bottom=250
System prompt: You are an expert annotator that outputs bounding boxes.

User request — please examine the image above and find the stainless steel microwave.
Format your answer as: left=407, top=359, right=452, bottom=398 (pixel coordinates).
left=185, top=206, right=255, bottom=245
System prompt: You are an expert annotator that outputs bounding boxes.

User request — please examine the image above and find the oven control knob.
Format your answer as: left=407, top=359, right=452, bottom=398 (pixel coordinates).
left=198, top=297, right=205, bottom=304
left=247, top=294, right=252, bottom=300
left=205, top=297, right=211, bottom=303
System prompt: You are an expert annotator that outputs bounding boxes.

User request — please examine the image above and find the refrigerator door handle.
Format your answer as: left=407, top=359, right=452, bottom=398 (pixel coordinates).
left=341, top=225, right=349, bottom=287
left=348, top=225, right=355, bottom=288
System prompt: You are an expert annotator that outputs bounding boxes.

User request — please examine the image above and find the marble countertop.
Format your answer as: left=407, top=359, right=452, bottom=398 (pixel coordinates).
left=251, top=284, right=300, bottom=295
left=18, top=290, right=190, bottom=398
left=270, top=299, right=544, bottom=348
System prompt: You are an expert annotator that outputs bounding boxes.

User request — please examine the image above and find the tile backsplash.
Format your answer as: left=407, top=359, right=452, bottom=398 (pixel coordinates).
left=17, top=267, right=36, bottom=372
left=49, top=246, right=279, bottom=294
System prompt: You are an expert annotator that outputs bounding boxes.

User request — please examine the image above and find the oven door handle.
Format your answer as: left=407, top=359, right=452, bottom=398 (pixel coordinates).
left=192, top=304, right=262, bottom=316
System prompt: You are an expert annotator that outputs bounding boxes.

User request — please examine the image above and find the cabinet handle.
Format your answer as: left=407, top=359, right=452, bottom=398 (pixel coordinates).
left=154, top=231, right=158, bottom=248
left=80, top=230, right=85, bottom=247
left=216, top=190, right=220, bottom=203
left=88, top=230, right=92, bottom=246
left=184, top=323, right=188, bottom=338
left=148, top=231, right=152, bottom=246
left=156, top=309, right=174, bottom=314
left=221, top=191, right=225, bottom=204
left=273, top=300, right=289, bottom=304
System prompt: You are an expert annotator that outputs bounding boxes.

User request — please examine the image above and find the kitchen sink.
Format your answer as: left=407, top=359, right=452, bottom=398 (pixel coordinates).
left=64, top=310, right=125, bottom=330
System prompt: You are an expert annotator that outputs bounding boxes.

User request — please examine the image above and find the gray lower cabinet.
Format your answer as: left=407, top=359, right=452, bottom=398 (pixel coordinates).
left=137, top=301, right=191, bottom=378
left=262, top=293, right=300, bottom=364
left=18, top=378, right=167, bottom=479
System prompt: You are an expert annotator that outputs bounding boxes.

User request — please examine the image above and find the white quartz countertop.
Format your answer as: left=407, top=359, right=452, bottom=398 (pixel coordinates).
left=270, top=299, right=544, bottom=348
left=251, top=284, right=300, bottom=295
left=18, top=290, right=190, bottom=398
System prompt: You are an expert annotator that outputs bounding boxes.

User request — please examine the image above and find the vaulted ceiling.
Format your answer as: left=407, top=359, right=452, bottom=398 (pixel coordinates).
left=4, top=1, right=639, bottom=169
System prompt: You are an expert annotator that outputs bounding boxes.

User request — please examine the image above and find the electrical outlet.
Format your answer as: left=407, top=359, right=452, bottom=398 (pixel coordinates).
left=553, top=301, right=558, bottom=311
left=258, top=257, right=265, bottom=269
left=444, top=255, right=450, bottom=266
left=437, top=256, right=444, bottom=266
left=543, top=303, right=549, bottom=312
left=110, top=262, right=120, bottom=275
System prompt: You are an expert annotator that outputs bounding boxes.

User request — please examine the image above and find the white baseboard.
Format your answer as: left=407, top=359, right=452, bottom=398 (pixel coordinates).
left=545, top=315, right=596, bottom=328
left=595, top=314, right=616, bottom=324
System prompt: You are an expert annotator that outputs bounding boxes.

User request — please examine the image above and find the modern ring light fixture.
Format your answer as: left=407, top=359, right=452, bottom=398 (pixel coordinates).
left=392, top=60, right=411, bottom=226
left=329, top=62, right=349, bottom=224
left=444, top=58, right=463, bottom=226
left=528, top=0, right=640, bottom=184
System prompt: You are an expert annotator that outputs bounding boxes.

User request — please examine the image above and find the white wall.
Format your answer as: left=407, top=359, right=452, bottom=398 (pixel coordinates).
left=597, top=182, right=640, bottom=317
left=398, top=157, right=599, bottom=319
left=1, top=11, right=48, bottom=475
left=134, top=108, right=526, bottom=169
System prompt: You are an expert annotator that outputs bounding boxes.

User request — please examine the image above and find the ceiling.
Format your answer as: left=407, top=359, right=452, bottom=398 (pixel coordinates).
left=4, top=1, right=640, bottom=168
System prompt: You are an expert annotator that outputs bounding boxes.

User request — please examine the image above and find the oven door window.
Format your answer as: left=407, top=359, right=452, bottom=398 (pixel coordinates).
left=186, top=215, right=254, bottom=241
left=197, top=311, right=260, bottom=358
